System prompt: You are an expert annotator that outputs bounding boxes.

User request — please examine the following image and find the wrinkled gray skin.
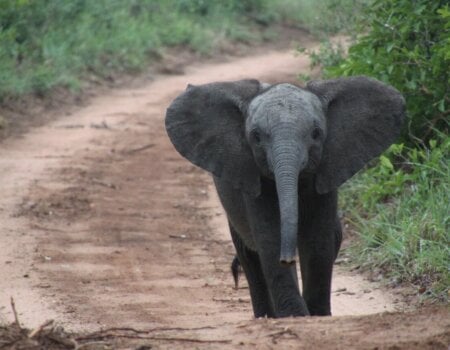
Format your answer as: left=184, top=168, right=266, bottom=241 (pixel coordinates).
left=165, top=77, right=405, bottom=318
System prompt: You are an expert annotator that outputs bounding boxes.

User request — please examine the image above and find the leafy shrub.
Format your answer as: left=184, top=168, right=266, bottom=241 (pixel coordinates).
left=323, top=0, right=450, bottom=143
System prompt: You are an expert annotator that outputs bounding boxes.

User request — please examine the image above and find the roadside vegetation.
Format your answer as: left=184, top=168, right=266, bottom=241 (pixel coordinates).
left=0, top=0, right=362, bottom=102
left=266, top=0, right=369, bottom=36
left=0, top=0, right=258, bottom=100
left=311, top=0, right=449, bottom=301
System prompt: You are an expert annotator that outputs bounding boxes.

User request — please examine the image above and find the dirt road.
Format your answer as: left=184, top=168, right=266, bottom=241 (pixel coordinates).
left=0, top=44, right=448, bottom=349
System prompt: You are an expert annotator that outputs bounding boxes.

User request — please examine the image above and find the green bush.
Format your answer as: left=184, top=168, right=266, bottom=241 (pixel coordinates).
left=323, top=0, right=450, bottom=142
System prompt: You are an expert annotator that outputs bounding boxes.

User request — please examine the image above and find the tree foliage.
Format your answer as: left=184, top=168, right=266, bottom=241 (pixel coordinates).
left=324, top=0, right=450, bottom=143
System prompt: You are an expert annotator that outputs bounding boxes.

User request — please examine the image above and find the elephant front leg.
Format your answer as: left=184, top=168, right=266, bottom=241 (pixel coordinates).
left=298, top=239, right=335, bottom=316
left=229, top=224, right=274, bottom=318
left=244, top=194, right=309, bottom=318
left=298, top=191, right=341, bottom=316
left=257, top=238, right=309, bottom=317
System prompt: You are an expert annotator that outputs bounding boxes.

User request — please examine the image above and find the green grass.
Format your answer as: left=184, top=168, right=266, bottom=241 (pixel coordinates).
left=339, top=135, right=449, bottom=301
left=265, top=0, right=370, bottom=36
left=0, top=0, right=261, bottom=100
left=0, top=0, right=366, bottom=101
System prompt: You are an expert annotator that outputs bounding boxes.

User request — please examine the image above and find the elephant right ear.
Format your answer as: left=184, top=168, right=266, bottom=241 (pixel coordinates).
left=165, top=79, right=265, bottom=196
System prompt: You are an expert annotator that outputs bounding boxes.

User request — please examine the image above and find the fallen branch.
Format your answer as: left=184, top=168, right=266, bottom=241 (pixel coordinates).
left=75, top=325, right=230, bottom=344
left=77, top=333, right=231, bottom=344
left=48, top=332, right=77, bottom=348
left=28, top=319, right=54, bottom=338
left=145, top=336, right=232, bottom=344
left=76, top=325, right=217, bottom=341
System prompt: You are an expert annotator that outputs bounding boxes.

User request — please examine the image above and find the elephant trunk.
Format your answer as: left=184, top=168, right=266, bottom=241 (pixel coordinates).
left=272, top=140, right=307, bottom=266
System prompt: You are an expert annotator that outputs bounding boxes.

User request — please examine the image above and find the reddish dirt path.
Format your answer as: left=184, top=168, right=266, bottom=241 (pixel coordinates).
left=0, top=45, right=448, bottom=349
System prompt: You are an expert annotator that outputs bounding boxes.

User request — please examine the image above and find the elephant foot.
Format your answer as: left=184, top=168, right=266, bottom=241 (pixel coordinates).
left=274, top=298, right=310, bottom=318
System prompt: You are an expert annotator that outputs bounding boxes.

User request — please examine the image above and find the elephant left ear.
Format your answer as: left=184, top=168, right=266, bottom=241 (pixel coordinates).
left=307, top=76, right=406, bottom=194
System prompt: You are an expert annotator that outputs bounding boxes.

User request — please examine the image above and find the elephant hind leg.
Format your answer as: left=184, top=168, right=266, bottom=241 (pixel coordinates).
left=229, top=223, right=274, bottom=318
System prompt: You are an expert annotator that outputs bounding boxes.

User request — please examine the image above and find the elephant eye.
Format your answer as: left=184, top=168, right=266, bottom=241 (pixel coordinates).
left=311, top=128, right=321, bottom=140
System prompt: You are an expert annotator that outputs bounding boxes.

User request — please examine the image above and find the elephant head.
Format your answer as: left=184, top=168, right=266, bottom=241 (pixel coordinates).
left=165, top=77, right=405, bottom=265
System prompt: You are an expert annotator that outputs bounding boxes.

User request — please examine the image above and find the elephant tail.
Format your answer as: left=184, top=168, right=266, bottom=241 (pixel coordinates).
left=231, top=255, right=242, bottom=290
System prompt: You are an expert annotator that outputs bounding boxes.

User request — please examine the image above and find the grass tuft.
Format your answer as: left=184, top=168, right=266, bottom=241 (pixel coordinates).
left=340, top=134, right=449, bottom=301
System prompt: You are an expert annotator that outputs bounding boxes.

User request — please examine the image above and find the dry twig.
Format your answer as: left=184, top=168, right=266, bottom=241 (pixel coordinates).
left=75, top=326, right=230, bottom=345
left=28, top=319, right=54, bottom=338
left=10, top=297, right=20, bottom=328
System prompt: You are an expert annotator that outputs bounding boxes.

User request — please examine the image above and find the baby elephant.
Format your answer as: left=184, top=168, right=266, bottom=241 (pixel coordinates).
left=165, top=77, right=405, bottom=318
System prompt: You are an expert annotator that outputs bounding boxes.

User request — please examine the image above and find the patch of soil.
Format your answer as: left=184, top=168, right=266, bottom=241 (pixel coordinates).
left=16, top=187, right=91, bottom=220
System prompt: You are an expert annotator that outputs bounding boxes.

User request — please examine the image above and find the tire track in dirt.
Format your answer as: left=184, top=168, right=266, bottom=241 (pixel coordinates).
left=0, top=42, right=448, bottom=349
